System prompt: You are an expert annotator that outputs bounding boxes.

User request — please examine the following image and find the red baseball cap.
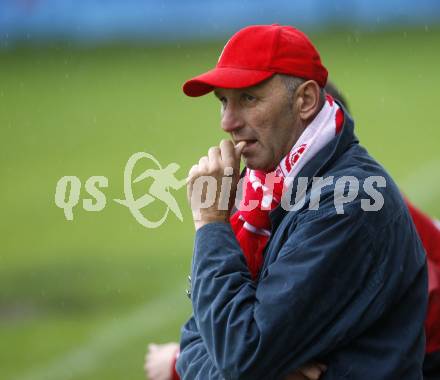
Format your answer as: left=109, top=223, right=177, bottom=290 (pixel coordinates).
left=183, top=24, right=328, bottom=97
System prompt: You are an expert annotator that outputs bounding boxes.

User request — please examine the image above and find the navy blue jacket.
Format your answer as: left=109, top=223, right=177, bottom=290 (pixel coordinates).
left=177, top=110, right=428, bottom=380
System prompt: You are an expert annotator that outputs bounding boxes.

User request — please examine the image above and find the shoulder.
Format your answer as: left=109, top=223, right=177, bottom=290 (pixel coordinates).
left=319, top=144, right=406, bottom=226
left=284, top=143, right=412, bottom=242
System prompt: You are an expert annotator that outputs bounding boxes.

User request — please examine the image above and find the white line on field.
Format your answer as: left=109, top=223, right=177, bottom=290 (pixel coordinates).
left=13, top=286, right=187, bottom=380
left=400, top=158, right=440, bottom=210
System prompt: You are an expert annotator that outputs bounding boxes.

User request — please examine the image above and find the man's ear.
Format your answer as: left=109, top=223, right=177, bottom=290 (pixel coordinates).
left=294, top=80, right=322, bottom=122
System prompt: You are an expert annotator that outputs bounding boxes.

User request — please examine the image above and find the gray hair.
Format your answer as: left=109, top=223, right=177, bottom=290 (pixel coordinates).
left=278, top=74, right=326, bottom=106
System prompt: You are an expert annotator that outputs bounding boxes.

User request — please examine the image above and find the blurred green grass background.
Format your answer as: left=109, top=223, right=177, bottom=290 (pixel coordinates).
left=1, top=27, right=439, bottom=380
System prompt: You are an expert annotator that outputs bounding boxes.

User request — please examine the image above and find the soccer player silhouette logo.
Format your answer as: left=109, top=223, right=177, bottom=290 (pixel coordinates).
left=115, top=152, right=187, bottom=228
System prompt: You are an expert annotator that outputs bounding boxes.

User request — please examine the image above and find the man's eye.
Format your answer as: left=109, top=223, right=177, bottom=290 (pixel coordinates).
left=243, top=93, right=256, bottom=102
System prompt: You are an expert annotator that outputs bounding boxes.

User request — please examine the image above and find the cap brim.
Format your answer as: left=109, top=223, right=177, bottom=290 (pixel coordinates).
left=183, top=67, right=275, bottom=97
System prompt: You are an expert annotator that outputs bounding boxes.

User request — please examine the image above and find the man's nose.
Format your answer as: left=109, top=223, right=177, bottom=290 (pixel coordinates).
left=221, top=106, right=244, bottom=133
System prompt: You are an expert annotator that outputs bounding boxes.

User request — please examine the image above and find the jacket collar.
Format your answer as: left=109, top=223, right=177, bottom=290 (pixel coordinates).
left=268, top=106, right=358, bottom=230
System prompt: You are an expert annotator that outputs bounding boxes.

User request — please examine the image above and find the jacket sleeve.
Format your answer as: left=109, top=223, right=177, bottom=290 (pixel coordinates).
left=176, top=315, right=224, bottom=380
left=189, top=200, right=411, bottom=380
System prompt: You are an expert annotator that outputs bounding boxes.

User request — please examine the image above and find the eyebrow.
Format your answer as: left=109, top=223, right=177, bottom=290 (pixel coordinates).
left=213, top=88, right=258, bottom=99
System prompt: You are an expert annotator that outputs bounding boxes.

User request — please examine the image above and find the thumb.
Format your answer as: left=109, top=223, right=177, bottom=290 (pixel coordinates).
left=148, top=344, right=158, bottom=351
left=234, top=141, right=246, bottom=161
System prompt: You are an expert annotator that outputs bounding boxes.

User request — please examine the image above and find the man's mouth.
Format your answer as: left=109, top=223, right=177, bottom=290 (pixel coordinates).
left=240, top=139, right=258, bottom=153
left=235, top=139, right=257, bottom=145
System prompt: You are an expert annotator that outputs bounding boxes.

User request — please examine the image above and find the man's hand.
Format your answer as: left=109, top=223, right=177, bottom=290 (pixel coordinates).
left=284, top=362, right=327, bottom=380
left=144, top=342, right=179, bottom=380
left=187, top=139, right=246, bottom=230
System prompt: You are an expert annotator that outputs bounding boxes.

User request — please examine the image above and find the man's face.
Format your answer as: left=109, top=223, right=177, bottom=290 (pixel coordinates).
left=214, top=75, right=303, bottom=172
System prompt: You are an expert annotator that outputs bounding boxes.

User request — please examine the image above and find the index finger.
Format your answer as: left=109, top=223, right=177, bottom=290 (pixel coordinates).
left=219, top=139, right=236, bottom=167
left=234, top=141, right=246, bottom=160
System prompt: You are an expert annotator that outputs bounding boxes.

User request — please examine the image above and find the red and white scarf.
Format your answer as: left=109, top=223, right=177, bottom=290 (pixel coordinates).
left=230, top=95, right=344, bottom=279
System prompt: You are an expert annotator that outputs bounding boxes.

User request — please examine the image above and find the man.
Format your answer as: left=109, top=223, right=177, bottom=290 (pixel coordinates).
left=145, top=80, right=440, bottom=380
left=172, top=25, right=428, bottom=379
